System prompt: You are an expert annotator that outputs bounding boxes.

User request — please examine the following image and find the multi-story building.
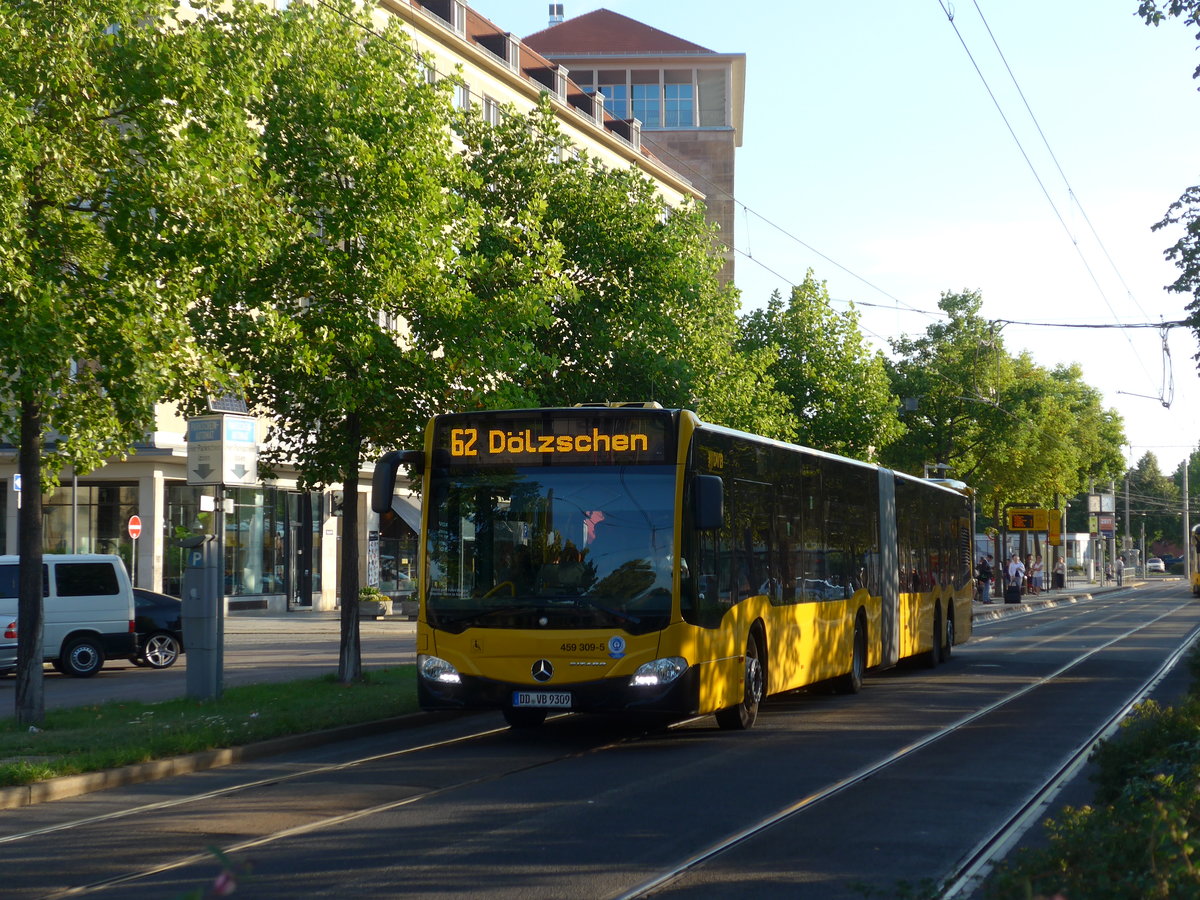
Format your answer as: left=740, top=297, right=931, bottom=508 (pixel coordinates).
left=0, top=1, right=739, bottom=613
left=523, top=7, right=745, bottom=283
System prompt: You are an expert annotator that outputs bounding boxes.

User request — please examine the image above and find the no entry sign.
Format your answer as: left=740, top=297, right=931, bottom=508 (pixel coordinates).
left=128, top=515, right=143, bottom=540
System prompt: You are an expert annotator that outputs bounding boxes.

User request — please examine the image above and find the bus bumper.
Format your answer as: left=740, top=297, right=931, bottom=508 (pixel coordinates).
left=418, top=666, right=701, bottom=717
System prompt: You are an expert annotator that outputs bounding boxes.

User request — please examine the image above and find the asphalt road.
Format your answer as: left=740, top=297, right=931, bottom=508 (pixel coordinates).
left=0, top=582, right=1193, bottom=899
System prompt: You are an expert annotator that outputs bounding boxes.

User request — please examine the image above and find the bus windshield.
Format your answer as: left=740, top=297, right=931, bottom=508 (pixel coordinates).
left=425, top=465, right=676, bottom=635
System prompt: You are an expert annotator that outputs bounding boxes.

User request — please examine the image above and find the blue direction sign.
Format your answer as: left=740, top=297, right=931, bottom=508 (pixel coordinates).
left=187, top=414, right=259, bottom=486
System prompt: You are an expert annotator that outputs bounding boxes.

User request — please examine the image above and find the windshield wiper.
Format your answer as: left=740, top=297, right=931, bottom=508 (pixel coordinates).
left=539, top=594, right=640, bottom=626
left=434, top=604, right=541, bottom=629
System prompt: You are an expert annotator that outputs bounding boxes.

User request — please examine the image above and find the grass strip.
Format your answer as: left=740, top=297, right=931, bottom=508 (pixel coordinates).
left=0, top=666, right=418, bottom=787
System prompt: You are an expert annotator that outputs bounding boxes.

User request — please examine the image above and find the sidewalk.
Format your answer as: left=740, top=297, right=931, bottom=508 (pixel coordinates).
left=972, top=578, right=1148, bottom=622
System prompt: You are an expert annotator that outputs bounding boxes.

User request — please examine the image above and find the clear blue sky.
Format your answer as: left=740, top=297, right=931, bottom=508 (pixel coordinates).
left=469, top=0, right=1200, bottom=479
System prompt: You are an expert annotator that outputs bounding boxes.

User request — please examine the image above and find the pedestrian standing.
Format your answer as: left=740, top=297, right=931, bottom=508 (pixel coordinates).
left=1115, top=555, right=1125, bottom=587
left=1006, top=554, right=1025, bottom=604
left=977, top=556, right=993, bottom=604
left=1054, top=556, right=1066, bottom=590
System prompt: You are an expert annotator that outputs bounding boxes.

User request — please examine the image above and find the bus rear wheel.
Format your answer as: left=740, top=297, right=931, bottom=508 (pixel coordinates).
left=834, top=616, right=866, bottom=694
left=923, top=607, right=943, bottom=668
left=716, top=630, right=763, bottom=731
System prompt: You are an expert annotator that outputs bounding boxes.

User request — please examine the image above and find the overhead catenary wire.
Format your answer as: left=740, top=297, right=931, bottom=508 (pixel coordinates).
left=969, top=0, right=1154, bottom=324
left=309, top=0, right=1182, bottom=385
left=935, top=0, right=1164, bottom=402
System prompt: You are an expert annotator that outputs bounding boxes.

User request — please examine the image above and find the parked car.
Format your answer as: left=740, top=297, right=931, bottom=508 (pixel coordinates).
left=0, top=554, right=136, bottom=677
left=1147, top=557, right=1166, bottom=573
left=0, top=619, right=15, bottom=675
left=131, top=588, right=184, bottom=669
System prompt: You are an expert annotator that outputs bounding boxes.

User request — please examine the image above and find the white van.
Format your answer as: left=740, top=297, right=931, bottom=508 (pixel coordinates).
left=0, top=554, right=136, bottom=677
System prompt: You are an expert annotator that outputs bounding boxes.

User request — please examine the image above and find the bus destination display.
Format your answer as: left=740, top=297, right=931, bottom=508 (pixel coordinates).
left=439, top=414, right=670, bottom=466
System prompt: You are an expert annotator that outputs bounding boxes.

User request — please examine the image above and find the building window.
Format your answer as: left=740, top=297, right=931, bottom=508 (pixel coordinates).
left=597, top=69, right=628, bottom=119
left=225, top=487, right=287, bottom=597
left=454, top=80, right=471, bottom=109
left=697, top=69, right=728, bottom=127
left=377, top=507, right=418, bottom=595
left=43, top=482, right=138, bottom=564
left=631, top=83, right=660, bottom=127
left=482, top=95, right=501, bottom=126
left=418, top=55, right=437, bottom=85
left=664, top=69, right=695, bottom=127
left=163, top=484, right=308, bottom=598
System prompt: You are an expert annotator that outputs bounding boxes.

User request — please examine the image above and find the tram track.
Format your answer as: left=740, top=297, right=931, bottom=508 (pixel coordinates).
left=7, top=710, right=705, bottom=899
left=2, top=590, right=1195, bottom=899
left=620, top=593, right=1200, bottom=899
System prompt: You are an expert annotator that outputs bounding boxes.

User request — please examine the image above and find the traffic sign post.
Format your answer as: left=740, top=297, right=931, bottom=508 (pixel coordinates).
left=128, top=515, right=142, bottom=585
left=187, top=414, right=259, bottom=487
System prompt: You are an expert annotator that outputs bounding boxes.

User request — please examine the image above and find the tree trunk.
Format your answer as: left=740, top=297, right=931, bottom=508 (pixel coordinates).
left=337, top=413, right=363, bottom=683
left=15, top=398, right=45, bottom=725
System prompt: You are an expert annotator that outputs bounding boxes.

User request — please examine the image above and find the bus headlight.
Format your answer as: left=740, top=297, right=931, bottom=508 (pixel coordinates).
left=630, top=657, right=688, bottom=687
left=418, top=654, right=462, bottom=684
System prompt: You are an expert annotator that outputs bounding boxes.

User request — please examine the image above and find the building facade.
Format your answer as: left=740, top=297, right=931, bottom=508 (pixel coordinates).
left=0, top=1, right=728, bottom=613
left=523, top=8, right=745, bottom=283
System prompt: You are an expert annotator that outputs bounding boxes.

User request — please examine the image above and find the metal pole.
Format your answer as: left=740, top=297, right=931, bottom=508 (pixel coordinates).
left=215, top=484, right=226, bottom=697
left=1185, top=464, right=1191, bottom=583
left=71, top=469, right=77, bottom=554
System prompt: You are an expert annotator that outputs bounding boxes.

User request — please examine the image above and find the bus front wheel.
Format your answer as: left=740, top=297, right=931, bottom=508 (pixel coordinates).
left=716, top=630, right=764, bottom=731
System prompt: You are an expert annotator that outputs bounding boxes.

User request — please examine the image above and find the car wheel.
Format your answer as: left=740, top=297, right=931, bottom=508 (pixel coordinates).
left=140, top=632, right=181, bottom=669
left=61, top=637, right=105, bottom=678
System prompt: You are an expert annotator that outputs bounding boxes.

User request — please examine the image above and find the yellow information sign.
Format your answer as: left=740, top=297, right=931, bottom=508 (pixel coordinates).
left=1008, top=508, right=1049, bottom=531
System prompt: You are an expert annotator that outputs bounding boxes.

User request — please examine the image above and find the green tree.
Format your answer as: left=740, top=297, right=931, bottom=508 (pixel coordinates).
left=739, top=272, right=903, bottom=458
left=884, top=291, right=1125, bottom=520
left=0, top=0, right=280, bottom=723
left=197, top=0, right=478, bottom=683
left=454, top=100, right=793, bottom=437
left=1137, top=2, right=1200, bottom=357
left=1128, top=452, right=1181, bottom=546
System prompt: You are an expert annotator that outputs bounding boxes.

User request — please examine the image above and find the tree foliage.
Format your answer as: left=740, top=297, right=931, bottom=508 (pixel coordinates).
left=1136, top=2, right=1200, bottom=363
left=196, top=0, right=475, bottom=682
left=1127, top=452, right=1182, bottom=544
left=883, top=291, right=1125, bottom=518
left=454, top=100, right=793, bottom=437
left=0, top=0, right=280, bottom=722
left=739, top=272, right=903, bottom=457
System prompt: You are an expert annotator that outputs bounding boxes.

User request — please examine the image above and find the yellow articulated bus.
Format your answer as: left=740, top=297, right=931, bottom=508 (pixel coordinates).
left=371, top=404, right=974, bottom=730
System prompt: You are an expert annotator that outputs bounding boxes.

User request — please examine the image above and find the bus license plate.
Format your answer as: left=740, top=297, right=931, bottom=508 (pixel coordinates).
left=513, top=691, right=572, bottom=708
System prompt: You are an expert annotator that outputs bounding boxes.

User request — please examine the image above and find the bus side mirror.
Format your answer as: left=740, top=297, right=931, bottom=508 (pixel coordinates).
left=371, top=450, right=424, bottom=514
left=693, top=475, right=724, bottom=530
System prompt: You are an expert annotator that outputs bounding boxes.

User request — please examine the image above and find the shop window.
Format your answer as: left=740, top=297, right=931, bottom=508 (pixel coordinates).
left=43, top=482, right=138, bottom=570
